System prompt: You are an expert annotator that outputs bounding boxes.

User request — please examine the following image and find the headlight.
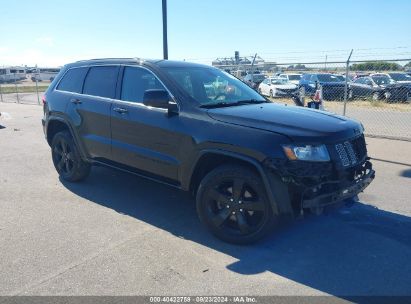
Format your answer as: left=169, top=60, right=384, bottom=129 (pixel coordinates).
left=282, top=144, right=330, bottom=162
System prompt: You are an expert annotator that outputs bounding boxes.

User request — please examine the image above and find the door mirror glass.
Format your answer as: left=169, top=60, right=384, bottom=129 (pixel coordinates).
left=143, top=89, right=171, bottom=108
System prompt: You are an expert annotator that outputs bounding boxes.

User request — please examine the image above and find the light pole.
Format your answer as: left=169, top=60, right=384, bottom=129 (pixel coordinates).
left=162, top=0, right=168, bottom=60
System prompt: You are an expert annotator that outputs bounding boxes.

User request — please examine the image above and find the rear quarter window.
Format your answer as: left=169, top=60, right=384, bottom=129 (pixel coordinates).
left=83, top=66, right=119, bottom=98
left=56, top=67, right=89, bottom=93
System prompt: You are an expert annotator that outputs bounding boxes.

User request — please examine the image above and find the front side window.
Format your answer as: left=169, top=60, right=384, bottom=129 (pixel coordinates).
left=83, top=66, right=119, bottom=98
left=310, top=75, right=318, bottom=82
left=56, top=67, right=89, bottom=93
left=164, top=66, right=265, bottom=106
left=121, top=67, right=166, bottom=103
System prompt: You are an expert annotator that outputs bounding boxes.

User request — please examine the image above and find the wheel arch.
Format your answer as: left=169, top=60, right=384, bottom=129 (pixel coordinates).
left=46, top=117, right=88, bottom=160
left=187, top=150, right=285, bottom=216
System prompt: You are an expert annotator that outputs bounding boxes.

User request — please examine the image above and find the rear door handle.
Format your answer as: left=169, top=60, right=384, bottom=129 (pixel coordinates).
left=70, top=98, right=82, bottom=104
left=113, top=107, right=128, bottom=114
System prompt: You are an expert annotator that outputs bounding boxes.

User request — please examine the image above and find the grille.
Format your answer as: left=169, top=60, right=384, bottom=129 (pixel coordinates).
left=277, top=89, right=297, bottom=94
left=335, top=135, right=367, bottom=167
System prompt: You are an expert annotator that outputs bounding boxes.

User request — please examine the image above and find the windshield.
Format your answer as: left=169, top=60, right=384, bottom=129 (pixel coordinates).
left=288, top=74, right=301, bottom=81
left=372, top=76, right=395, bottom=86
left=164, top=67, right=266, bottom=106
left=271, top=78, right=288, bottom=85
left=317, top=74, right=343, bottom=82
left=389, top=73, right=411, bottom=81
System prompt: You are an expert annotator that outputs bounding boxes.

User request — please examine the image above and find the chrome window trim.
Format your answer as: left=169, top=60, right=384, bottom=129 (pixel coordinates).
left=120, top=64, right=180, bottom=111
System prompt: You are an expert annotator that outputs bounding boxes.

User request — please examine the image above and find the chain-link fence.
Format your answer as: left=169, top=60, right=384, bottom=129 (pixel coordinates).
left=219, top=59, right=411, bottom=141
left=2, top=60, right=411, bottom=141
left=0, top=67, right=56, bottom=105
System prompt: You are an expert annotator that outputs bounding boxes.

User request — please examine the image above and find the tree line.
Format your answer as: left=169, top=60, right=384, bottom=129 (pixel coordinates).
left=351, top=61, right=411, bottom=71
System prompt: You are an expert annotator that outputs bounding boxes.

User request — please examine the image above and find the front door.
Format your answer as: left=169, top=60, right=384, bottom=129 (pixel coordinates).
left=110, top=66, right=182, bottom=182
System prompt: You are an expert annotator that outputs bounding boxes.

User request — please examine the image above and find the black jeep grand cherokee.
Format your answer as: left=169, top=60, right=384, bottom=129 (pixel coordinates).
left=42, top=58, right=375, bottom=244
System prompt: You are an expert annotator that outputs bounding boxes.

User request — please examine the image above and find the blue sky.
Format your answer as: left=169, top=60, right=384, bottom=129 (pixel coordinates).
left=1, top=0, right=410, bottom=66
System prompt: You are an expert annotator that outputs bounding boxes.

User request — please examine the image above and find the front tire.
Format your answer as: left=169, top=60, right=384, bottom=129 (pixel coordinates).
left=372, top=92, right=380, bottom=101
left=348, top=89, right=353, bottom=100
left=196, top=165, right=276, bottom=244
left=51, top=131, right=90, bottom=182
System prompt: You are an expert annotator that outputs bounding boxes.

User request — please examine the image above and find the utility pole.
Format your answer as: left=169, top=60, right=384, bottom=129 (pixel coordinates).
left=250, top=53, right=257, bottom=83
left=162, top=0, right=168, bottom=60
left=343, top=49, right=354, bottom=116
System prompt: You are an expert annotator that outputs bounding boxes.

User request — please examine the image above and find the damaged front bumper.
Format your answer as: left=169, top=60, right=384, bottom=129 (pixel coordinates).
left=264, top=158, right=375, bottom=210
left=301, top=165, right=375, bottom=208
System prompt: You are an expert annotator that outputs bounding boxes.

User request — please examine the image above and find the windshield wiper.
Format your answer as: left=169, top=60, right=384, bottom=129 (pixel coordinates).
left=200, top=99, right=266, bottom=109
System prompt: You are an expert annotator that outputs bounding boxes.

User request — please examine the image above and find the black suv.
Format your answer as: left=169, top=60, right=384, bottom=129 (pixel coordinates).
left=42, top=58, right=375, bottom=244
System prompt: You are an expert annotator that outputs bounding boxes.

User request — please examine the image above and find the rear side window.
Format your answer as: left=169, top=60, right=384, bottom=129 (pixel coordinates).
left=56, top=67, right=88, bottom=93
left=83, top=66, right=119, bottom=98
left=121, top=67, right=165, bottom=103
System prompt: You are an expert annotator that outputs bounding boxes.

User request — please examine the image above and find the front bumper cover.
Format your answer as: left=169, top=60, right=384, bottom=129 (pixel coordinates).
left=265, top=158, right=375, bottom=210
left=301, top=166, right=375, bottom=208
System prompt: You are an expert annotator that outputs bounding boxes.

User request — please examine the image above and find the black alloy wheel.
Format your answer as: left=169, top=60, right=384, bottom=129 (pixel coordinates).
left=51, top=131, right=90, bottom=182
left=196, top=165, right=276, bottom=244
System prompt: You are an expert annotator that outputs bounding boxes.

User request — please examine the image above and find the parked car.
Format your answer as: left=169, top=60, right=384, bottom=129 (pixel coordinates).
left=387, top=72, right=411, bottom=84
left=278, top=73, right=302, bottom=85
left=299, top=73, right=346, bottom=100
left=258, top=77, right=298, bottom=97
left=243, top=73, right=266, bottom=89
left=42, top=58, right=375, bottom=244
left=349, top=74, right=411, bottom=102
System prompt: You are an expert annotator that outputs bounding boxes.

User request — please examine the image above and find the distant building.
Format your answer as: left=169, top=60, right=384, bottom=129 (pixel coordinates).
left=212, top=52, right=277, bottom=73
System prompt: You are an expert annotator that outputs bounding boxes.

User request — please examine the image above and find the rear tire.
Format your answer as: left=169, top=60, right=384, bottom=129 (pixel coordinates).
left=51, top=131, right=90, bottom=182
left=196, top=164, right=277, bottom=244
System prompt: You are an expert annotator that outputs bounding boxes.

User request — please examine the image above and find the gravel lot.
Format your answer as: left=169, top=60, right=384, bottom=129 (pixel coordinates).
left=0, top=102, right=410, bottom=297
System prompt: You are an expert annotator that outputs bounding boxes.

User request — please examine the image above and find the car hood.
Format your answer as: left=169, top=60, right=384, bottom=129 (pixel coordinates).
left=207, top=103, right=362, bottom=142
left=273, top=84, right=298, bottom=89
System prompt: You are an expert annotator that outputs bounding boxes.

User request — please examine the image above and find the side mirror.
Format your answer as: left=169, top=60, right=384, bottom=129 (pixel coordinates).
left=143, top=89, right=176, bottom=111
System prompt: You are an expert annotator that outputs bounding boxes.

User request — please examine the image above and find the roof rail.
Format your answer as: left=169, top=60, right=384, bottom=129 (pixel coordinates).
left=75, top=57, right=142, bottom=63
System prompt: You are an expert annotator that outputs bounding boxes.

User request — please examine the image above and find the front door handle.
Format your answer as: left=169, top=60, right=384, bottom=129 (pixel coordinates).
left=70, top=98, right=82, bottom=104
left=113, top=107, right=128, bottom=114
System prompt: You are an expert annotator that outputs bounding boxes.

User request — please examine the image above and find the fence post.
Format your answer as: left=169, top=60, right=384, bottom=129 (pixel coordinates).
left=0, top=83, right=3, bottom=103
left=35, top=65, right=40, bottom=105
left=343, top=49, right=353, bottom=116
left=14, top=73, right=20, bottom=103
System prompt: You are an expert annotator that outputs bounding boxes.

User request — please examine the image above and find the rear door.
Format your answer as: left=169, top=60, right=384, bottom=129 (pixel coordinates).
left=110, top=66, right=182, bottom=182
left=66, top=65, right=119, bottom=160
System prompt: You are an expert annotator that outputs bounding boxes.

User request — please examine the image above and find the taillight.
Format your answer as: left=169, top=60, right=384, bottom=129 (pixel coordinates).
left=42, top=95, right=47, bottom=105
